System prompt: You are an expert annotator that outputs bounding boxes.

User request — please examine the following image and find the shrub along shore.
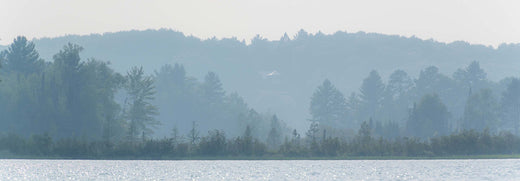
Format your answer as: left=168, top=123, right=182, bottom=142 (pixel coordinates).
left=1, top=129, right=519, bottom=160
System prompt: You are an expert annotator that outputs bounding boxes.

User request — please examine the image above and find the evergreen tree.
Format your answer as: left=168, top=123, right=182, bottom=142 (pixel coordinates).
left=453, top=61, right=487, bottom=90
left=266, top=115, right=282, bottom=149
left=359, top=70, right=385, bottom=120
left=407, top=94, right=450, bottom=138
left=124, top=66, right=159, bottom=141
left=501, top=78, right=520, bottom=135
left=415, top=66, right=460, bottom=128
left=385, top=70, right=414, bottom=100
left=52, top=43, right=84, bottom=109
left=199, top=71, right=227, bottom=132
left=462, top=89, right=498, bottom=132
left=48, top=43, right=85, bottom=138
left=0, top=38, right=47, bottom=135
left=382, top=70, right=414, bottom=124
left=153, top=63, right=193, bottom=137
left=310, top=79, right=348, bottom=127
left=0, top=36, right=43, bottom=75
left=202, top=71, right=225, bottom=106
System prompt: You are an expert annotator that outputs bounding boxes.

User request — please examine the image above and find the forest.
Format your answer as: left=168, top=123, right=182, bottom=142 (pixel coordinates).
left=0, top=36, right=520, bottom=158
left=18, top=29, right=520, bottom=133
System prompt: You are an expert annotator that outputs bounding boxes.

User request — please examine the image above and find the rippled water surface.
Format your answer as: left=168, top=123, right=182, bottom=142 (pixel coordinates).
left=1, top=159, right=519, bottom=180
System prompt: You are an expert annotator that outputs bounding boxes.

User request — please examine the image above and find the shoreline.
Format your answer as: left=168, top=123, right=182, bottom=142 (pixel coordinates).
left=2, top=154, right=519, bottom=161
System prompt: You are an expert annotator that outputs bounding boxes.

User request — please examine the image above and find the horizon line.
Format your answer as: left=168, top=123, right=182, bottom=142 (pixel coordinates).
left=1, top=28, right=519, bottom=49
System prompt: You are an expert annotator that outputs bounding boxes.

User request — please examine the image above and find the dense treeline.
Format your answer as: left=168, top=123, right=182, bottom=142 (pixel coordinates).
left=0, top=36, right=283, bottom=141
left=0, top=39, right=123, bottom=139
left=1, top=36, right=520, bottom=158
left=309, top=62, right=520, bottom=140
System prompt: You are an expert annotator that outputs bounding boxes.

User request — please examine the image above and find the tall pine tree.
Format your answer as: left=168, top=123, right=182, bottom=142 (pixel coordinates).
left=359, top=70, right=385, bottom=121
left=310, top=79, right=348, bottom=127
left=125, top=66, right=159, bottom=141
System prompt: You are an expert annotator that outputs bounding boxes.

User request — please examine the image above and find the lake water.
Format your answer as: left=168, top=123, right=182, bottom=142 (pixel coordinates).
left=1, top=159, right=519, bottom=180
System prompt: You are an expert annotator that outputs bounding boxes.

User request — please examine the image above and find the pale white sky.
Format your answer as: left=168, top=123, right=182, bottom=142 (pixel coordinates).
left=1, top=0, right=519, bottom=47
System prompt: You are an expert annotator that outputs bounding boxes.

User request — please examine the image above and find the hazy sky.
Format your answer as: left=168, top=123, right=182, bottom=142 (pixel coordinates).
left=1, top=0, right=519, bottom=46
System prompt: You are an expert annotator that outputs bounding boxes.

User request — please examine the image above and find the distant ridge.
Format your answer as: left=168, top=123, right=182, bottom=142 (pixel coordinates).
left=27, top=29, right=520, bottom=78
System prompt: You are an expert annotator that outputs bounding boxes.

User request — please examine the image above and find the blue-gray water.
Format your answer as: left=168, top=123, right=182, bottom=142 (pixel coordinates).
left=1, top=159, right=519, bottom=180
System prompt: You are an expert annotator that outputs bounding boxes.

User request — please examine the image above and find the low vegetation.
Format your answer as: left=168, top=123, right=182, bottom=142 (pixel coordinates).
left=1, top=127, right=518, bottom=159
